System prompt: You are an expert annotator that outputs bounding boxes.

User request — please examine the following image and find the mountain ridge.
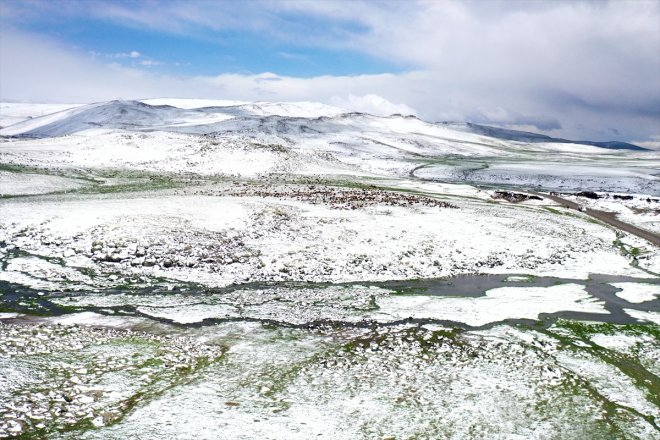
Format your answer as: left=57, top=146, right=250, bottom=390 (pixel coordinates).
left=441, top=122, right=646, bottom=151
left=0, top=99, right=646, bottom=151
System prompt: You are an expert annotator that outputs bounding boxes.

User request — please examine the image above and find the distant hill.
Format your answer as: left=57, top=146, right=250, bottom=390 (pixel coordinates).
left=441, top=122, right=647, bottom=151
left=0, top=100, right=648, bottom=155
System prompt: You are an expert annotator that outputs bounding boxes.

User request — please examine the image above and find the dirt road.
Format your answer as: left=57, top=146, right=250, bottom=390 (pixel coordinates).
left=540, top=192, right=660, bottom=247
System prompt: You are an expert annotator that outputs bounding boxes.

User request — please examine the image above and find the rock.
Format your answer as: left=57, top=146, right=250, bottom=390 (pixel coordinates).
left=162, top=258, right=174, bottom=268
left=612, top=194, right=633, bottom=200
left=574, top=191, right=600, bottom=199
left=142, top=258, right=156, bottom=267
left=492, top=191, right=542, bottom=203
left=103, top=253, right=123, bottom=263
left=7, top=420, right=23, bottom=434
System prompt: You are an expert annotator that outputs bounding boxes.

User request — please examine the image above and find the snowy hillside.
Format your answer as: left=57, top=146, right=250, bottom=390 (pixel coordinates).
left=1, top=100, right=658, bottom=192
left=442, top=122, right=647, bottom=151
left=1, top=99, right=659, bottom=439
left=0, top=102, right=85, bottom=129
left=0, top=99, right=643, bottom=153
left=0, top=99, right=346, bottom=137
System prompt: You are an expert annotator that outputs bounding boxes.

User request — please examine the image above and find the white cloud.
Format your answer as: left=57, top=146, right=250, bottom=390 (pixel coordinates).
left=140, top=59, right=163, bottom=67
left=1, top=0, right=659, bottom=143
left=631, top=135, right=660, bottom=151
left=111, top=51, right=142, bottom=59
left=89, top=50, right=141, bottom=60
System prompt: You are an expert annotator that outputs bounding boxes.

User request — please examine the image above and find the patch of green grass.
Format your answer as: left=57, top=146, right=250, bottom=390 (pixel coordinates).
left=585, top=216, right=605, bottom=226
left=546, top=320, right=660, bottom=410
left=553, top=374, right=637, bottom=438
left=0, top=162, right=100, bottom=183
left=74, top=176, right=180, bottom=195
left=555, top=319, right=660, bottom=340
left=0, top=162, right=33, bottom=173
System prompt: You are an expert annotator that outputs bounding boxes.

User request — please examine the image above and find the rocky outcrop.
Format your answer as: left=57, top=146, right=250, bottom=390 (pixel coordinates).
left=492, top=191, right=543, bottom=203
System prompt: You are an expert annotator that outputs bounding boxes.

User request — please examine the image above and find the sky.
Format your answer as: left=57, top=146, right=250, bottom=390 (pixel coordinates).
left=1, top=0, right=659, bottom=145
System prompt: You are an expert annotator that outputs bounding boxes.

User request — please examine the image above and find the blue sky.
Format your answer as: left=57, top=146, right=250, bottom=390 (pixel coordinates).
left=1, top=0, right=659, bottom=145
left=15, top=6, right=401, bottom=77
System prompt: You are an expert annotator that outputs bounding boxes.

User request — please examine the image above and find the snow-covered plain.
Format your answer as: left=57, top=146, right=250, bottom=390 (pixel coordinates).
left=0, top=99, right=658, bottom=438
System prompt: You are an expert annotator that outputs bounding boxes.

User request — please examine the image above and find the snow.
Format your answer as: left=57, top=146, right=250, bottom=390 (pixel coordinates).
left=416, top=159, right=659, bottom=195
left=0, top=171, right=88, bottom=196
left=624, top=309, right=660, bottom=325
left=370, top=284, right=607, bottom=327
left=0, top=100, right=348, bottom=137
left=0, top=313, right=22, bottom=319
left=590, top=333, right=656, bottom=352
left=48, top=311, right=136, bottom=328
left=0, top=130, right=283, bottom=176
left=0, top=102, right=84, bottom=128
left=3, top=257, right=94, bottom=288
left=0, top=188, right=648, bottom=293
left=83, top=320, right=657, bottom=439
left=137, top=304, right=238, bottom=324
left=0, top=103, right=653, bottom=292
left=0, top=102, right=110, bottom=137
left=2, top=100, right=657, bottom=200
left=612, top=282, right=660, bottom=303
left=562, top=193, right=660, bottom=234
left=554, top=351, right=659, bottom=419
left=141, top=98, right=249, bottom=108
left=141, top=98, right=347, bottom=118
left=0, top=99, right=658, bottom=439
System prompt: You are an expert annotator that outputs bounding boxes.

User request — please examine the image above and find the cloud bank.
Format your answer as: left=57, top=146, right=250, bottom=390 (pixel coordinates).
left=1, top=0, right=658, bottom=142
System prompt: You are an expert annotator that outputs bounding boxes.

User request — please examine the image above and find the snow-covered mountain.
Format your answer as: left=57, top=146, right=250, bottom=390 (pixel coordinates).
left=1, top=99, right=657, bottom=194
left=0, top=100, right=346, bottom=137
left=0, top=99, right=644, bottom=152
left=441, top=122, right=646, bottom=151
